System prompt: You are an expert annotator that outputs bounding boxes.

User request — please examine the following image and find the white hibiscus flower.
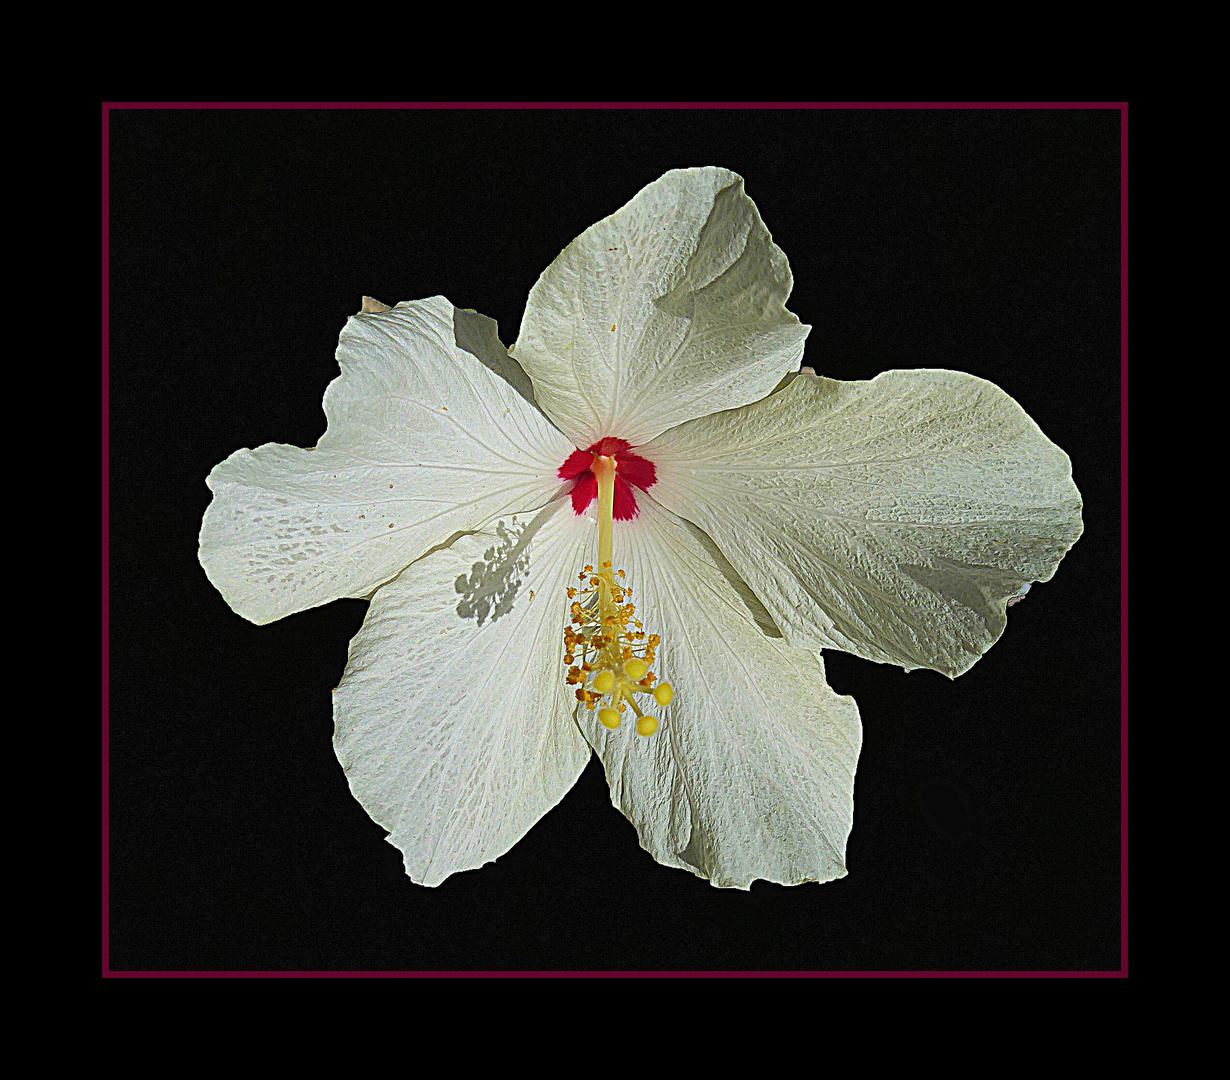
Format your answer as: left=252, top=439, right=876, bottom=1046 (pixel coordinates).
left=198, top=167, right=1083, bottom=889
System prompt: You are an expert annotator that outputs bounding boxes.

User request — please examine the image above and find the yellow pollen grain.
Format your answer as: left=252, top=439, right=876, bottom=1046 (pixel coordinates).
left=598, top=707, right=620, bottom=729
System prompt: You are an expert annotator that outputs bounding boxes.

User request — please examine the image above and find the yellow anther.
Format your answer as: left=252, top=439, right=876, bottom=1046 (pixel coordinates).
left=592, top=670, right=615, bottom=693
left=636, top=716, right=659, bottom=737
left=598, top=707, right=621, bottom=729
left=624, top=658, right=648, bottom=680
left=652, top=682, right=674, bottom=706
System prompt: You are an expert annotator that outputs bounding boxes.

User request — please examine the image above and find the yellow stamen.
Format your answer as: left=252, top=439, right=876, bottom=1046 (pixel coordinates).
left=559, top=451, right=676, bottom=737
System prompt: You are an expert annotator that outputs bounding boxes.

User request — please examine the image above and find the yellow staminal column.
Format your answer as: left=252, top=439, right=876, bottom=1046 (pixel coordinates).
left=592, top=454, right=627, bottom=725
left=592, top=454, right=618, bottom=629
left=562, top=452, right=674, bottom=736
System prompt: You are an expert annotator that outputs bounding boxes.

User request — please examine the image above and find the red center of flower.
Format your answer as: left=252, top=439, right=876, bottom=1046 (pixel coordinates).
left=557, top=437, right=657, bottom=520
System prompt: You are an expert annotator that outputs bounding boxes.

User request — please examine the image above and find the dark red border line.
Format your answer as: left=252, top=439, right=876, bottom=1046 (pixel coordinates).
left=102, top=101, right=1124, bottom=110
left=1119, top=105, right=1128, bottom=975
left=102, top=103, right=112, bottom=977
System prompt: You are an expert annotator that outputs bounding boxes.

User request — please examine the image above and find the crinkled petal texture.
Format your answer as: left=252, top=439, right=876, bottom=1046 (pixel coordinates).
left=510, top=167, right=809, bottom=448
left=578, top=495, right=862, bottom=889
left=644, top=370, right=1085, bottom=678
left=333, top=497, right=593, bottom=886
left=199, top=297, right=573, bottom=624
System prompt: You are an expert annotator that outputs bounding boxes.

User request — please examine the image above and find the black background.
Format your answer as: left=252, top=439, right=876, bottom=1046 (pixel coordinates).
left=108, top=106, right=1121, bottom=972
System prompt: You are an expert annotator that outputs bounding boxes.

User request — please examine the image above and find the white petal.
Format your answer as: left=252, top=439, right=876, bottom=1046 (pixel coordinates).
left=510, top=167, right=809, bottom=448
left=333, top=497, right=593, bottom=886
left=200, top=297, right=573, bottom=624
left=643, top=370, right=1084, bottom=678
left=579, top=495, right=862, bottom=889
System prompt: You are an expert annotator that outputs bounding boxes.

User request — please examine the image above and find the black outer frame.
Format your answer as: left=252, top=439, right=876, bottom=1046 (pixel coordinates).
left=107, top=106, right=1121, bottom=973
